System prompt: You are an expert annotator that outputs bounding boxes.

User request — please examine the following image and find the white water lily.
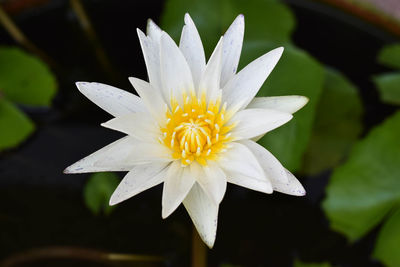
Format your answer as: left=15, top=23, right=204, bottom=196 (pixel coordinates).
left=65, top=13, right=307, bottom=248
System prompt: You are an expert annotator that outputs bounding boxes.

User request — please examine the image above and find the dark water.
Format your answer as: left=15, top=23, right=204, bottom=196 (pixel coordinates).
left=0, top=0, right=396, bottom=266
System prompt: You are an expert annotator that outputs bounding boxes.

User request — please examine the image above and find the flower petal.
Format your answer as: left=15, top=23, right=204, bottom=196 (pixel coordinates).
left=272, top=169, right=306, bottom=196
left=240, top=139, right=288, bottom=183
left=146, top=19, right=162, bottom=40
left=227, top=173, right=273, bottom=194
left=193, top=161, right=227, bottom=204
left=128, top=77, right=167, bottom=124
left=247, top=96, right=309, bottom=114
left=199, top=37, right=223, bottom=102
left=222, top=47, right=284, bottom=111
left=162, top=161, right=196, bottom=218
left=109, top=162, right=169, bottom=205
left=220, top=14, right=244, bottom=88
left=160, top=32, right=194, bottom=102
left=64, top=136, right=138, bottom=174
left=137, top=29, right=163, bottom=98
left=219, top=141, right=267, bottom=180
left=183, top=183, right=219, bottom=248
left=101, top=112, right=161, bottom=143
left=179, top=13, right=206, bottom=89
left=229, top=108, right=292, bottom=140
left=76, top=82, right=145, bottom=117
left=125, top=141, right=174, bottom=164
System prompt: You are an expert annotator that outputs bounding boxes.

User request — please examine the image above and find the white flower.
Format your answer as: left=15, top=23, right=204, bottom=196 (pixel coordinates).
left=64, top=13, right=307, bottom=248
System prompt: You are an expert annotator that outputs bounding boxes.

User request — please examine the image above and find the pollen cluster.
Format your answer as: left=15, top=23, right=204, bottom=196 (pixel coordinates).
left=160, top=91, right=235, bottom=166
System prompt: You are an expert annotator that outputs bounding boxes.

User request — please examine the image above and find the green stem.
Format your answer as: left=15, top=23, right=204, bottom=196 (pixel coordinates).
left=191, top=226, right=207, bottom=267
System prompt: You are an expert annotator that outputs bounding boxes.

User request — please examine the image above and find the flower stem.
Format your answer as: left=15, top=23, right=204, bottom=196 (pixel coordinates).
left=191, top=226, right=207, bottom=267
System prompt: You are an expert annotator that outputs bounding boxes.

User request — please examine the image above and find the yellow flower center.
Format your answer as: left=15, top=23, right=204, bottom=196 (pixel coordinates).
left=160, top=91, right=236, bottom=166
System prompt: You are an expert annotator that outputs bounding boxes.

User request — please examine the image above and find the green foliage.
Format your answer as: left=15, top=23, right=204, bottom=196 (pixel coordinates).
left=0, top=98, right=35, bottom=151
left=293, top=260, right=332, bottom=267
left=301, top=68, right=363, bottom=175
left=323, top=111, right=400, bottom=241
left=377, top=44, right=400, bottom=69
left=84, top=172, right=120, bottom=216
left=373, top=73, right=400, bottom=105
left=161, top=0, right=324, bottom=171
left=0, top=47, right=57, bottom=107
left=373, top=209, right=400, bottom=267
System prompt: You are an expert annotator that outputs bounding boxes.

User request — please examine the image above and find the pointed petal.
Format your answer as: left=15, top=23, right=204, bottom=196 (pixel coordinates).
left=125, top=141, right=174, bottom=164
left=219, top=142, right=272, bottom=193
left=222, top=47, right=284, bottom=111
left=227, top=173, right=272, bottom=194
left=240, top=139, right=288, bottom=183
left=229, top=108, right=292, bottom=140
left=220, top=14, right=244, bottom=87
left=199, top=37, right=223, bottom=102
left=76, top=82, right=145, bottom=117
left=101, top=112, right=160, bottom=143
left=137, top=29, right=164, bottom=98
left=162, top=162, right=196, bottom=218
left=146, top=19, right=162, bottom=41
left=64, top=136, right=138, bottom=174
left=248, top=96, right=309, bottom=114
left=272, top=169, right=306, bottom=196
left=179, top=13, right=206, bottom=89
left=109, top=162, right=169, bottom=205
left=191, top=161, right=227, bottom=205
left=183, top=183, right=219, bottom=248
left=128, top=77, right=167, bottom=123
left=160, top=32, right=194, bottom=101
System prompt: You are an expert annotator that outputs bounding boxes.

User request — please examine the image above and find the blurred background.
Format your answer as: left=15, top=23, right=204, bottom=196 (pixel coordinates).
left=1, top=0, right=400, bottom=266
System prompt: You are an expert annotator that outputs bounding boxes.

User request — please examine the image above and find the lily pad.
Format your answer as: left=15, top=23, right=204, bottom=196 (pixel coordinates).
left=377, top=44, right=400, bottom=70
left=301, top=68, right=363, bottom=175
left=0, top=98, right=35, bottom=151
left=0, top=46, right=57, bottom=107
left=373, top=209, right=400, bottom=267
left=323, top=111, right=400, bottom=241
left=294, top=260, right=332, bottom=267
left=84, top=172, right=120, bottom=216
left=373, top=72, right=400, bottom=105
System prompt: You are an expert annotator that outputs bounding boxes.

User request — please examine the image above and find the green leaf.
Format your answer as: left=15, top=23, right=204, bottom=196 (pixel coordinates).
left=301, top=68, right=363, bottom=175
left=0, top=46, right=57, bottom=107
left=373, top=72, right=400, bottom=105
left=294, top=260, right=332, bottom=267
left=84, top=172, right=120, bottom=216
left=377, top=44, right=400, bottom=69
left=373, top=209, right=400, bottom=267
left=161, top=0, right=295, bottom=55
left=255, top=45, right=324, bottom=171
left=323, top=111, right=400, bottom=241
left=0, top=98, right=35, bottom=151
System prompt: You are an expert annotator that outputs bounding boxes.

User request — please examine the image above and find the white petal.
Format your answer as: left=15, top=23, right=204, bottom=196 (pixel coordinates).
left=101, top=112, right=160, bottom=143
left=198, top=37, right=223, bottom=102
left=109, top=162, right=169, bottom=205
left=193, top=161, right=227, bottom=204
left=248, top=96, right=309, bottom=114
left=160, top=32, right=194, bottom=102
left=219, top=142, right=272, bottom=193
left=125, top=141, right=174, bottom=164
left=179, top=13, right=206, bottom=89
left=240, top=139, right=288, bottom=183
left=64, top=136, right=138, bottom=174
left=222, top=47, right=284, bottom=111
left=162, top=162, right=195, bottom=218
left=271, top=169, right=306, bottom=196
left=183, top=183, right=219, bottom=248
left=146, top=19, right=162, bottom=41
left=229, top=108, right=292, bottom=140
left=227, top=173, right=272, bottom=194
left=76, top=82, right=145, bottom=117
left=137, top=29, right=164, bottom=99
left=220, top=14, right=244, bottom=88
left=128, top=77, right=167, bottom=124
